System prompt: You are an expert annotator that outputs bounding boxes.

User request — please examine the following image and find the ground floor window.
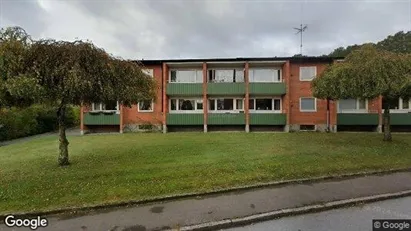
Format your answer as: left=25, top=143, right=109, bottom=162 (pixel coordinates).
left=91, top=101, right=119, bottom=111
left=300, top=97, right=316, bottom=112
left=138, top=100, right=154, bottom=112
left=249, top=98, right=281, bottom=112
left=338, top=98, right=367, bottom=113
left=209, top=98, right=244, bottom=111
left=170, top=98, right=203, bottom=112
left=382, top=97, right=410, bottom=110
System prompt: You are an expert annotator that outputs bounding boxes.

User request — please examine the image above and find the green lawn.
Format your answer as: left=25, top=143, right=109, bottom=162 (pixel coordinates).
left=1, top=132, right=411, bottom=214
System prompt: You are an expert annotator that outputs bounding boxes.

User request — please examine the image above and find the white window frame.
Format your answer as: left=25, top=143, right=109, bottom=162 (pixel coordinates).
left=138, top=100, right=154, bottom=112
left=208, top=68, right=245, bottom=83
left=249, top=68, right=282, bottom=83
left=169, top=98, right=204, bottom=113
left=249, top=97, right=282, bottom=113
left=208, top=98, right=245, bottom=113
left=384, top=97, right=411, bottom=113
left=169, top=69, right=203, bottom=83
left=91, top=101, right=119, bottom=113
left=142, top=69, right=154, bottom=77
left=299, top=97, right=317, bottom=112
left=299, top=66, right=317, bottom=81
left=337, top=99, right=368, bottom=113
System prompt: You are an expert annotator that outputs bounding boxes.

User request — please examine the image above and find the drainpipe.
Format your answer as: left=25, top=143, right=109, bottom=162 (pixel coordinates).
left=326, top=98, right=330, bottom=132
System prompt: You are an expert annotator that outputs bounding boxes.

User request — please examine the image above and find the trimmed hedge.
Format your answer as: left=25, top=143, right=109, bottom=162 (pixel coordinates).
left=0, top=105, right=80, bottom=141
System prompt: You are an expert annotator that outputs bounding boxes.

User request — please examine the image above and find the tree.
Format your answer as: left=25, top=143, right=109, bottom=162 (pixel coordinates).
left=0, top=27, right=34, bottom=108
left=313, top=44, right=411, bottom=141
left=328, top=31, right=411, bottom=57
left=377, top=31, right=411, bottom=54
left=328, top=44, right=363, bottom=57
left=0, top=27, right=156, bottom=166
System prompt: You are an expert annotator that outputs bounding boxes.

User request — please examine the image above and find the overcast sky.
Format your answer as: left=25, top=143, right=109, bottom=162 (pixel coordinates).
left=1, top=0, right=411, bottom=59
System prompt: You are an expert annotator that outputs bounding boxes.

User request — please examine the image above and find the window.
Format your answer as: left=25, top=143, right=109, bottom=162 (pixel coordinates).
left=403, top=98, right=410, bottom=109
left=92, top=103, right=101, bottom=111
left=138, top=100, right=153, bottom=112
left=91, top=101, right=119, bottom=111
left=300, top=98, right=316, bottom=112
left=169, top=98, right=203, bottom=112
left=142, top=69, right=153, bottom=77
left=300, top=125, right=316, bottom=131
left=338, top=99, right=367, bottom=112
left=299, top=66, right=317, bottom=81
left=249, top=69, right=281, bottom=82
left=170, top=70, right=202, bottom=83
left=208, top=98, right=244, bottom=111
left=102, top=101, right=118, bottom=111
left=382, top=97, right=411, bottom=110
left=208, top=69, right=244, bottom=83
left=249, top=98, right=281, bottom=112
left=236, top=99, right=243, bottom=110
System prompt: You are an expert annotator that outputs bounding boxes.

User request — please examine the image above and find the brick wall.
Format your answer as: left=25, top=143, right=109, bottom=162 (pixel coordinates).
left=122, top=65, right=163, bottom=126
left=289, top=62, right=336, bottom=126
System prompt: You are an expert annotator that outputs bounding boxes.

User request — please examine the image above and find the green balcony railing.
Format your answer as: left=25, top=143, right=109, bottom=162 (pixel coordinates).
left=207, top=83, right=245, bottom=95
left=337, top=113, right=379, bottom=125
left=166, top=113, right=204, bottom=125
left=249, top=83, right=286, bottom=95
left=166, top=83, right=203, bottom=96
left=249, top=113, right=286, bottom=125
left=390, top=113, right=411, bottom=125
left=207, top=113, right=245, bottom=125
left=84, top=112, right=120, bottom=125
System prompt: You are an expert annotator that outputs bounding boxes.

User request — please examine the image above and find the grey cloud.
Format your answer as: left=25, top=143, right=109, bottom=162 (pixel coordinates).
left=1, top=0, right=411, bottom=59
left=0, top=0, right=47, bottom=37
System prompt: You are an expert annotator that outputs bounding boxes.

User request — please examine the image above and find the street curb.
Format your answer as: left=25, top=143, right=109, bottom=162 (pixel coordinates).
left=1, top=167, right=411, bottom=220
left=176, top=190, right=411, bottom=231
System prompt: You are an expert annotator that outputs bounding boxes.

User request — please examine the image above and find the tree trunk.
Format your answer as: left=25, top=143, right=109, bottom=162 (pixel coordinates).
left=57, top=104, right=70, bottom=166
left=383, top=104, right=392, bottom=142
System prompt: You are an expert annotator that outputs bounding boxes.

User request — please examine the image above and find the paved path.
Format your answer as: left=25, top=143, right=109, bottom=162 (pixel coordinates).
left=226, top=196, right=411, bottom=231
left=1, top=171, right=411, bottom=231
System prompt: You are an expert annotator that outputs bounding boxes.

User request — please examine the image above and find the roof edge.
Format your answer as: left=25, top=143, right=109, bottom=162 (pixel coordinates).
left=136, top=56, right=344, bottom=65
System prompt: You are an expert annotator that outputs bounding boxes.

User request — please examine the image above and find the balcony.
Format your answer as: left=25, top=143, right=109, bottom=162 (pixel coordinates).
left=84, top=112, right=120, bottom=125
left=390, top=113, right=411, bottom=125
left=166, top=83, right=203, bottom=96
left=207, top=113, right=245, bottom=125
left=249, top=83, right=286, bottom=95
left=337, top=113, right=379, bottom=125
left=166, top=113, right=204, bottom=125
left=249, top=113, right=286, bottom=125
left=207, top=83, right=245, bottom=95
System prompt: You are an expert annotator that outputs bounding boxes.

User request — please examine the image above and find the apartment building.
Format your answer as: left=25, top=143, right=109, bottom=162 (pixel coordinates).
left=80, top=56, right=411, bottom=134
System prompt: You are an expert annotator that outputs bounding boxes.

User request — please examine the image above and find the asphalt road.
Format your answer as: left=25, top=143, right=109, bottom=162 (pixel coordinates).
left=1, top=172, right=411, bottom=231
left=226, top=196, right=411, bottom=231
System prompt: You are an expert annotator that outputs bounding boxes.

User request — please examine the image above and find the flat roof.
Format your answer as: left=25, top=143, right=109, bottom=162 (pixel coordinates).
left=137, top=56, right=344, bottom=65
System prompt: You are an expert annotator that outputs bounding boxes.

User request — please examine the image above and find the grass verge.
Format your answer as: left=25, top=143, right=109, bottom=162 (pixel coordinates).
left=1, top=132, right=411, bottom=214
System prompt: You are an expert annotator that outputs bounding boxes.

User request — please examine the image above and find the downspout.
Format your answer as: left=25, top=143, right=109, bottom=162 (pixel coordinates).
left=326, top=98, right=330, bottom=132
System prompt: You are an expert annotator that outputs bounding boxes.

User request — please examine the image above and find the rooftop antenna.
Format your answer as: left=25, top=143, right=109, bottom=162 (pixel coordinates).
left=294, top=24, right=308, bottom=56
left=294, top=0, right=308, bottom=56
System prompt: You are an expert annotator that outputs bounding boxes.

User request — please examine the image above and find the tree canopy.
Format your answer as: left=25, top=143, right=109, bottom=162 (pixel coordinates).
left=328, top=31, right=411, bottom=57
left=313, top=44, right=411, bottom=141
left=0, top=26, right=156, bottom=165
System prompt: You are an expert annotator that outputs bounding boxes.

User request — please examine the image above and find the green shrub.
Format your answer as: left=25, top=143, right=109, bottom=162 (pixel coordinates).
left=0, top=104, right=81, bottom=141
left=65, top=105, right=80, bottom=127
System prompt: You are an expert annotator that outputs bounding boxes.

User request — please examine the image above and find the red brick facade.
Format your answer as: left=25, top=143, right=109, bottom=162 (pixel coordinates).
left=81, top=57, right=385, bottom=133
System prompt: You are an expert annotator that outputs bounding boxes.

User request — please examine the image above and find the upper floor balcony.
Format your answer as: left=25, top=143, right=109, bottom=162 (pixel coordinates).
left=166, top=65, right=286, bottom=96
left=166, top=70, right=203, bottom=96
